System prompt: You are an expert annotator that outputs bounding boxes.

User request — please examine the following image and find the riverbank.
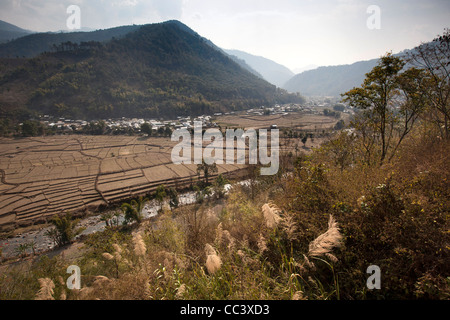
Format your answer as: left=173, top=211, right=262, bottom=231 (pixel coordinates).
left=0, top=178, right=249, bottom=262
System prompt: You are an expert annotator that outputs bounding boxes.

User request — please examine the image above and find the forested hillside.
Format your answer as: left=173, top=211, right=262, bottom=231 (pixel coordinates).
left=0, top=21, right=302, bottom=121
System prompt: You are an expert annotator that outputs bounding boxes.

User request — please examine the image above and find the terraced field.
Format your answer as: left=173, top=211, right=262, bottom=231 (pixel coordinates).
left=215, top=111, right=348, bottom=131
left=0, top=135, right=246, bottom=232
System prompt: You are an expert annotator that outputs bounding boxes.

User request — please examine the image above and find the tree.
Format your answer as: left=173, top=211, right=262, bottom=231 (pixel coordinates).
left=301, top=135, right=308, bottom=147
left=349, top=111, right=378, bottom=165
left=167, top=187, right=179, bottom=209
left=342, top=53, right=407, bottom=164
left=193, top=185, right=204, bottom=204
left=320, top=131, right=357, bottom=171
left=45, top=212, right=84, bottom=247
left=164, top=126, right=173, bottom=137
left=140, top=122, right=152, bottom=136
left=15, top=244, right=29, bottom=258
left=197, top=159, right=218, bottom=186
left=21, top=120, right=39, bottom=137
left=213, top=174, right=229, bottom=199
left=157, top=126, right=165, bottom=136
left=333, top=104, right=345, bottom=112
left=389, top=67, right=428, bottom=161
left=121, top=196, right=148, bottom=225
left=154, top=185, right=167, bottom=209
left=407, top=29, right=450, bottom=138
left=100, top=211, right=121, bottom=227
left=334, top=119, right=345, bottom=130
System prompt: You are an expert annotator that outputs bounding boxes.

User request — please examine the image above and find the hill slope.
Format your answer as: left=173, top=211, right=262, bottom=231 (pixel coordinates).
left=224, top=49, right=294, bottom=88
left=0, top=20, right=34, bottom=44
left=0, top=21, right=301, bottom=120
left=0, top=24, right=142, bottom=58
left=283, top=59, right=379, bottom=97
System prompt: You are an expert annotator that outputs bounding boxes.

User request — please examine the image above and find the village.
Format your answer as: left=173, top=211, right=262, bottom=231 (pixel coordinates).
left=35, top=102, right=352, bottom=135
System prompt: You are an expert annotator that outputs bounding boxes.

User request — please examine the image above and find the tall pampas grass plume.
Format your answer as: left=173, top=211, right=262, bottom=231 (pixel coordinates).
left=102, top=252, right=114, bottom=260
left=133, top=232, right=147, bottom=257
left=262, top=202, right=282, bottom=228
left=35, top=278, right=55, bottom=300
left=308, top=215, right=343, bottom=262
left=257, top=233, right=268, bottom=254
left=205, top=243, right=222, bottom=274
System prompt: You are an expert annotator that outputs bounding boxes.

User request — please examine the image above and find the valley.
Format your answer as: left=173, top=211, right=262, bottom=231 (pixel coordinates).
left=0, top=135, right=247, bottom=234
left=0, top=9, right=447, bottom=302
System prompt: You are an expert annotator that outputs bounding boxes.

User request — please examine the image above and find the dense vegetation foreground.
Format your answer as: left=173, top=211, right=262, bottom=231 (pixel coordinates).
left=0, top=31, right=449, bottom=301
left=0, top=123, right=448, bottom=300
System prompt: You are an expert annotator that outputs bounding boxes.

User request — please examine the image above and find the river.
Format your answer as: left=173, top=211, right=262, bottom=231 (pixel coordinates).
left=0, top=182, right=244, bottom=260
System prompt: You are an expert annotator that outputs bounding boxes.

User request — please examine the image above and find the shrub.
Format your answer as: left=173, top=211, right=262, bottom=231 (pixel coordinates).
left=45, top=212, right=84, bottom=247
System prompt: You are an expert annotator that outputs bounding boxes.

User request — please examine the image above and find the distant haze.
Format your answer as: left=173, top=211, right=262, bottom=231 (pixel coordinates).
left=293, top=65, right=319, bottom=75
left=224, top=49, right=294, bottom=87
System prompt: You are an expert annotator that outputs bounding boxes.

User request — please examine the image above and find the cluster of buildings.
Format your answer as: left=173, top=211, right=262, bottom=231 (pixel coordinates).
left=246, top=104, right=304, bottom=116
left=39, top=114, right=218, bottom=133
left=36, top=101, right=350, bottom=134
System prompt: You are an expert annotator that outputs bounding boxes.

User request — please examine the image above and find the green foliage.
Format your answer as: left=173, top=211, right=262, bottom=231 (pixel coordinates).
left=167, top=187, right=179, bottom=209
left=213, top=174, right=229, bottom=199
left=45, top=212, right=84, bottom=247
left=154, top=185, right=167, bottom=208
left=197, top=160, right=218, bottom=186
left=333, top=104, right=345, bottom=112
left=121, top=196, right=148, bottom=225
left=301, top=135, right=308, bottom=146
left=407, top=28, right=450, bottom=138
left=140, top=122, right=152, bottom=136
left=100, top=211, right=121, bottom=228
left=0, top=21, right=302, bottom=120
left=21, top=120, right=44, bottom=137
left=323, top=108, right=341, bottom=118
left=334, top=119, right=345, bottom=130
left=0, top=255, right=71, bottom=300
left=342, top=53, right=407, bottom=164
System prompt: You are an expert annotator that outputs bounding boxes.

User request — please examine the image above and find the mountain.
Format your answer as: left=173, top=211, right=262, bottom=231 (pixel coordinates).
left=0, top=20, right=34, bottom=44
left=171, top=24, right=264, bottom=80
left=0, top=25, right=142, bottom=58
left=283, top=46, right=424, bottom=97
left=292, top=64, right=318, bottom=74
left=283, top=59, right=379, bottom=97
left=0, top=20, right=302, bottom=121
left=224, top=54, right=264, bottom=79
left=0, top=20, right=265, bottom=87
left=224, top=49, right=294, bottom=88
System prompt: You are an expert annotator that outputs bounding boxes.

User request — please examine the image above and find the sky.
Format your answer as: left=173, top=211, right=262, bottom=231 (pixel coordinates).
left=1, top=0, right=449, bottom=72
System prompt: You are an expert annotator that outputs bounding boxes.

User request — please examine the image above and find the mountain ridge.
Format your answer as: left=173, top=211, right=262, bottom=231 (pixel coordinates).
left=224, top=49, right=294, bottom=88
left=283, top=58, right=379, bottom=97
left=0, top=20, right=302, bottom=121
left=0, top=24, right=142, bottom=58
left=0, top=20, right=34, bottom=44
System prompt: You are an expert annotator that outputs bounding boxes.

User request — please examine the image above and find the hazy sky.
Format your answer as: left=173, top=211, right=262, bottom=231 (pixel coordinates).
left=1, top=0, right=449, bottom=71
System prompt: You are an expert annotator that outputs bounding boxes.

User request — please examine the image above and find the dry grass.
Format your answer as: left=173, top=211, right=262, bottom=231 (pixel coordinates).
left=305, top=215, right=343, bottom=269
left=133, top=233, right=147, bottom=257
left=308, top=215, right=342, bottom=259
left=2, top=126, right=447, bottom=300
left=261, top=202, right=282, bottom=228
left=35, top=278, right=55, bottom=300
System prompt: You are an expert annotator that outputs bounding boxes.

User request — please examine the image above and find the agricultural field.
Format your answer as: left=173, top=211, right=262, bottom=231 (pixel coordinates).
left=0, top=135, right=246, bottom=233
left=214, top=110, right=349, bottom=131
left=214, top=110, right=346, bottom=156
left=0, top=112, right=343, bottom=234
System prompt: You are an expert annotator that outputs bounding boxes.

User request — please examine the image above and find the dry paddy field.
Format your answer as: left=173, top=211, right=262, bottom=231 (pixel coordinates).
left=0, top=135, right=246, bottom=232
left=215, top=111, right=347, bottom=131
left=214, top=111, right=343, bottom=156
